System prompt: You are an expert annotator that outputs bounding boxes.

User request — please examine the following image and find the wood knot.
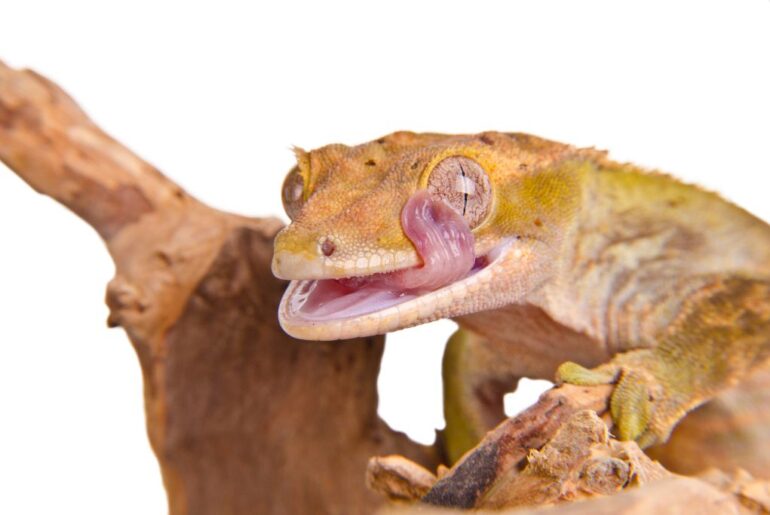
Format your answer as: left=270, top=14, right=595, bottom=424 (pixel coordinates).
left=105, top=277, right=147, bottom=327
left=580, top=456, right=630, bottom=495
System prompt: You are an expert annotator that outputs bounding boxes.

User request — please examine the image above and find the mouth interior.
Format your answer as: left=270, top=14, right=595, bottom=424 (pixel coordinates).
left=287, top=190, right=491, bottom=322
left=289, top=255, right=493, bottom=320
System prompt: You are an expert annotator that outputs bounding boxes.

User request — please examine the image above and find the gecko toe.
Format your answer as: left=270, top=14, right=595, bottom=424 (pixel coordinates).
left=610, top=368, right=653, bottom=442
left=555, top=361, right=617, bottom=386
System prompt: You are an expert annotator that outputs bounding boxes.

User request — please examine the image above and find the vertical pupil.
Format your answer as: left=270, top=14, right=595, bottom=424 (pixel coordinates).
left=431, top=157, right=487, bottom=225
left=459, top=163, right=468, bottom=216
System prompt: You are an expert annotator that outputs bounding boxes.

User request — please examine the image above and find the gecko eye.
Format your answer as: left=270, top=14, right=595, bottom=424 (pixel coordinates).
left=427, top=156, right=492, bottom=229
left=281, top=167, right=306, bottom=220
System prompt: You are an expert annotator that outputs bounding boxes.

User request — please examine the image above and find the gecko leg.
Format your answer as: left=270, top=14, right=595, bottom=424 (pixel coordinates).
left=557, top=276, right=770, bottom=448
left=442, top=328, right=520, bottom=464
left=647, top=368, right=770, bottom=477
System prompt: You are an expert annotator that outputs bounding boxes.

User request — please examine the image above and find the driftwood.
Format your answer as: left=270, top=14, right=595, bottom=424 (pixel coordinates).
left=5, top=60, right=770, bottom=515
left=411, top=370, right=770, bottom=510
left=380, top=475, right=764, bottom=515
left=374, top=409, right=770, bottom=514
left=421, top=384, right=613, bottom=508
left=0, top=60, right=437, bottom=515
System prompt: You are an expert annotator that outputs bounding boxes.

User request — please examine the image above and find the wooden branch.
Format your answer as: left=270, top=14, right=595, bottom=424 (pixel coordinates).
left=380, top=476, right=754, bottom=515
left=366, top=455, right=438, bottom=502
left=0, top=60, right=438, bottom=515
left=422, top=383, right=612, bottom=508
left=376, top=409, right=770, bottom=514
left=8, top=58, right=770, bottom=515
left=0, top=61, right=182, bottom=238
left=370, top=357, right=770, bottom=513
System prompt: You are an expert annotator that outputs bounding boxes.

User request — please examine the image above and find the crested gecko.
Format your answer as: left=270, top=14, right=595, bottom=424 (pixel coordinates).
left=271, top=131, right=770, bottom=463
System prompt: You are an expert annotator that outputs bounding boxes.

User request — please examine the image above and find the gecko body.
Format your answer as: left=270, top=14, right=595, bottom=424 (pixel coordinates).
left=272, top=132, right=770, bottom=460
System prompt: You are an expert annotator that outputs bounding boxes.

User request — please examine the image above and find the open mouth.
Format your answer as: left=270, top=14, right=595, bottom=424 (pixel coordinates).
left=277, top=190, right=514, bottom=340
left=281, top=241, right=509, bottom=320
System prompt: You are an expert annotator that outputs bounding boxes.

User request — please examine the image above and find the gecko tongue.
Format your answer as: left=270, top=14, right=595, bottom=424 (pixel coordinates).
left=295, top=190, right=476, bottom=320
left=370, top=189, right=475, bottom=291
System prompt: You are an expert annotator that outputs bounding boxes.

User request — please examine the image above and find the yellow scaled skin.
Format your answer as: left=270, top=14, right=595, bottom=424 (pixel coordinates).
left=272, top=132, right=770, bottom=462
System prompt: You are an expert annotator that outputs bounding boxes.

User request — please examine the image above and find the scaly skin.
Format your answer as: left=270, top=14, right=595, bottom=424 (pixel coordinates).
left=272, top=131, right=770, bottom=461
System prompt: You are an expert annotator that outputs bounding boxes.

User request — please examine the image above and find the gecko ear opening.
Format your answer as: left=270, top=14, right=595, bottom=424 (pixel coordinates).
left=427, top=156, right=492, bottom=229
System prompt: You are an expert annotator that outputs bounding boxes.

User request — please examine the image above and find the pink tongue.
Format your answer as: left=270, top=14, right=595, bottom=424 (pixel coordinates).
left=376, top=189, right=475, bottom=292
left=295, top=190, right=475, bottom=320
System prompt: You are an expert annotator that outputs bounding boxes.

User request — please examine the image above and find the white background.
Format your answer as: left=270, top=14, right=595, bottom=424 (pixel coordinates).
left=1, top=1, right=769, bottom=513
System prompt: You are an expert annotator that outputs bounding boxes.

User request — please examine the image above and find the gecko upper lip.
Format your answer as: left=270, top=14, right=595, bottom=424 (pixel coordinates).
left=271, top=249, right=422, bottom=281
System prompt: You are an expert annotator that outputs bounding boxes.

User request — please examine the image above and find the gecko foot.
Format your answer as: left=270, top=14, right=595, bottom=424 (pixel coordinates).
left=556, top=350, right=687, bottom=448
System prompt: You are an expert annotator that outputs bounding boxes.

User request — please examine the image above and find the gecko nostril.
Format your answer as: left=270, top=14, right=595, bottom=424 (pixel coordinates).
left=321, top=238, right=336, bottom=257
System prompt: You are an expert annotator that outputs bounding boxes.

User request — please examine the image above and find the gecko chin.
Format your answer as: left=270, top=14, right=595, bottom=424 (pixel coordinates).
left=277, top=190, right=517, bottom=340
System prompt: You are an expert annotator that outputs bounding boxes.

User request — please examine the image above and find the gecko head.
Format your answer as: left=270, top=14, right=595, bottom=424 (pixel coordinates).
left=272, top=131, right=590, bottom=340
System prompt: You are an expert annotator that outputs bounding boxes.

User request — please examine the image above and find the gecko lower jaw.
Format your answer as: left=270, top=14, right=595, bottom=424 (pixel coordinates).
left=277, top=240, right=515, bottom=341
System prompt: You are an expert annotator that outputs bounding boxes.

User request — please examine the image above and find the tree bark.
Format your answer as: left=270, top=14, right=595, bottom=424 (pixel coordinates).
left=0, top=60, right=437, bottom=515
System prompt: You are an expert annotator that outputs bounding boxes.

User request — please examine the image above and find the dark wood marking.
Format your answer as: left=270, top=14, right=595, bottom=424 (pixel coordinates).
left=62, top=163, right=154, bottom=239
left=0, top=98, right=42, bottom=130
left=422, top=440, right=500, bottom=508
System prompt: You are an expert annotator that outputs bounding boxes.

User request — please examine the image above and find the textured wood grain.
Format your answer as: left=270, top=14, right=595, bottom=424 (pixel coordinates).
left=0, top=60, right=437, bottom=515
left=423, top=383, right=612, bottom=508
